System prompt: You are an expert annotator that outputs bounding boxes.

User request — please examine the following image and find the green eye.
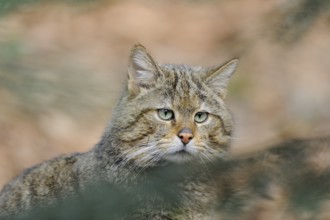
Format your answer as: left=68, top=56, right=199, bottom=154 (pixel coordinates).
left=194, top=112, right=208, bottom=123
left=158, top=109, right=174, bottom=121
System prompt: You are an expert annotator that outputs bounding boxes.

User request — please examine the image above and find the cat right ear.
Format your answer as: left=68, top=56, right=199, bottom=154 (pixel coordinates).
left=205, top=58, right=239, bottom=99
left=128, top=44, right=163, bottom=95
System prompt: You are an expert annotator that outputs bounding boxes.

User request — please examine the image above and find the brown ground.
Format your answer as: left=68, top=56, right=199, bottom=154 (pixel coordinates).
left=0, top=0, right=330, bottom=187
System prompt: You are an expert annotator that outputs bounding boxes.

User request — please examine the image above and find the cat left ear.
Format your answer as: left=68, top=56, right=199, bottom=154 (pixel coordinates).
left=205, top=58, right=239, bottom=99
left=128, top=44, right=163, bottom=95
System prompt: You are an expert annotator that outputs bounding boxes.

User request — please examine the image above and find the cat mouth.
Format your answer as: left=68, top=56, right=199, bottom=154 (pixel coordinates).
left=176, top=149, right=187, bottom=153
left=162, top=141, right=196, bottom=163
left=170, top=148, right=190, bottom=155
left=163, top=147, right=195, bottom=163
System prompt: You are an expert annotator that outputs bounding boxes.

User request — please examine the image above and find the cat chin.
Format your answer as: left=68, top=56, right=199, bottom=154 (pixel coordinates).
left=163, top=152, right=195, bottom=164
left=162, top=139, right=198, bottom=163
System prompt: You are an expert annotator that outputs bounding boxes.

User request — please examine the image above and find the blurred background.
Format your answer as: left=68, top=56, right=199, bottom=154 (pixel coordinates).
left=0, top=0, right=329, bottom=187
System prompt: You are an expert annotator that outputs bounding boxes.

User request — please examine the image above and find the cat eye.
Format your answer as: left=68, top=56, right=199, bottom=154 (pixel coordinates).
left=158, top=109, right=174, bottom=121
left=194, top=112, right=208, bottom=123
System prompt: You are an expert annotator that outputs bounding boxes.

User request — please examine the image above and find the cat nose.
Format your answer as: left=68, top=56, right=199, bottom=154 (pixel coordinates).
left=178, top=128, right=194, bottom=145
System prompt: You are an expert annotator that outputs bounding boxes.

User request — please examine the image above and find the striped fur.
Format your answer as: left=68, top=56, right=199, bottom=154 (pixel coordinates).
left=110, top=44, right=237, bottom=166
left=1, top=45, right=330, bottom=220
left=0, top=44, right=238, bottom=218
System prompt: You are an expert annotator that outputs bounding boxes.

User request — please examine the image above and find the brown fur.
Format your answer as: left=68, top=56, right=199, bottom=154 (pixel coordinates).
left=1, top=45, right=329, bottom=220
left=0, top=44, right=238, bottom=218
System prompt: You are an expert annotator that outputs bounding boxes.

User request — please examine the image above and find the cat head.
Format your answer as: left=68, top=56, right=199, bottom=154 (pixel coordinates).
left=110, top=44, right=238, bottom=167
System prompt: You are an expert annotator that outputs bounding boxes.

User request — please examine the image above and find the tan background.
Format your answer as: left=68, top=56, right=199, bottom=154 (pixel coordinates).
left=0, top=0, right=330, bottom=187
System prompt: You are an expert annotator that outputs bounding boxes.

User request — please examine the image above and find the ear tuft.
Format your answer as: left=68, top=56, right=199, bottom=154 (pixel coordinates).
left=205, top=58, right=239, bottom=98
left=128, top=44, right=162, bottom=94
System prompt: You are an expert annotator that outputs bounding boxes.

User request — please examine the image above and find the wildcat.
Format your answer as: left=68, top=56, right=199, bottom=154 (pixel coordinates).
left=1, top=45, right=330, bottom=220
left=3, top=136, right=330, bottom=220
left=0, top=44, right=238, bottom=219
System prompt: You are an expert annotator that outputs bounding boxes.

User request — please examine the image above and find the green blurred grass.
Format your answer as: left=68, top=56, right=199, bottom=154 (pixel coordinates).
left=0, top=0, right=99, bottom=15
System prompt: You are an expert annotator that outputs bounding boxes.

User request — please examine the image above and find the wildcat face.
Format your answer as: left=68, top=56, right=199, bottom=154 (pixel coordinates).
left=110, top=45, right=238, bottom=167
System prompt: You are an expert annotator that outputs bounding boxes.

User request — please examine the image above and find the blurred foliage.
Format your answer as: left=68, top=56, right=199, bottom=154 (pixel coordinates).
left=0, top=66, right=113, bottom=118
left=7, top=163, right=194, bottom=220
left=0, top=0, right=99, bottom=15
left=0, top=0, right=329, bottom=119
left=1, top=0, right=330, bottom=31
left=5, top=137, right=330, bottom=219
left=276, top=0, right=330, bottom=44
left=0, top=0, right=330, bottom=218
left=0, top=33, right=115, bottom=119
left=0, top=38, right=22, bottom=61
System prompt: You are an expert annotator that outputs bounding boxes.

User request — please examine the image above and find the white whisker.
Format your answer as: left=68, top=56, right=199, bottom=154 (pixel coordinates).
left=199, top=151, right=214, bottom=163
left=124, top=144, right=157, bottom=160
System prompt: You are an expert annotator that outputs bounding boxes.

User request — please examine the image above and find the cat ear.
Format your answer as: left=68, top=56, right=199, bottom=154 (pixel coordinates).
left=128, top=44, right=162, bottom=94
left=205, top=58, right=239, bottom=98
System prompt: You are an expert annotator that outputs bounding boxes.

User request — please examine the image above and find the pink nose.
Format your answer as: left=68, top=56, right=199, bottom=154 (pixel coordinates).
left=178, top=128, right=194, bottom=145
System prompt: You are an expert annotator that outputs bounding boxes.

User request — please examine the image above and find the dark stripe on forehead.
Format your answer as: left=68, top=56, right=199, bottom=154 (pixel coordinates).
left=182, top=75, right=191, bottom=93
left=177, top=72, right=195, bottom=98
left=162, top=65, right=211, bottom=104
left=160, top=67, right=177, bottom=94
left=173, top=70, right=179, bottom=86
left=174, top=73, right=184, bottom=99
left=189, top=73, right=210, bottom=100
left=191, top=74, right=204, bottom=90
left=197, top=90, right=208, bottom=101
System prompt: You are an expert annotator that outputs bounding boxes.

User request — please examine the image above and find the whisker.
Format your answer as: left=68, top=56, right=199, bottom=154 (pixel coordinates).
left=197, top=155, right=218, bottom=186
left=198, top=151, right=214, bottom=163
left=124, top=145, right=157, bottom=160
left=199, top=143, right=233, bottom=161
left=222, top=151, right=234, bottom=160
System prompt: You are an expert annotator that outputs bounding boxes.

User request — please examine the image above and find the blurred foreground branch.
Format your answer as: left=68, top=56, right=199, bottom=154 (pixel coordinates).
left=0, top=0, right=100, bottom=15
left=275, top=0, right=330, bottom=44
left=6, top=137, right=330, bottom=220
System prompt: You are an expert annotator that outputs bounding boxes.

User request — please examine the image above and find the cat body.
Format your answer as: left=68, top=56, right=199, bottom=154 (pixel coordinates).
left=2, top=135, right=330, bottom=220
left=0, top=44, right=238, bottom=219
left=2, top=45, right=329, bottom=220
